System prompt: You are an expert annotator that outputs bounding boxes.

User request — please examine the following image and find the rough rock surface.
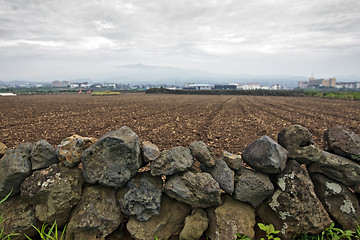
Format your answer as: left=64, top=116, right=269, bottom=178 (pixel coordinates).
left=242, top=136, right=288, bottom=174
left=81, top=126, right=142, bottom=187
left=207, top=195, right=256, bottom=240
left=189, top=141, right=216, bottom=167
left=0, top=142, right=32, bottom=198
left=0, top=195, right=41, bottom=240
left=223, top=151, right=242, bottom=171
left=57, top=134, right=97, bottom=167
left=308, top=151, right=360, bottom=187
left=278, top=125, right=322, bottom=164
left=311, top=173, right=360, bottom=231
left=66, top=185, right=123, bottom=240
left=165, top=171, right=222, bottom=208
left=200, top=158, right=234, bottom=194
left=117, top=172, right=163, bottom=221
left=180, top=208, right=209, bottom=240
left=20, top=163, right=84, bottom=226
left=233, top=167, right=274, bottom=208
left=142, top=141, right=160, bottom=163
left=31, top=139, right=58, bottom=170
left=0, top=142, right=7, bottom=158
left=324, top=125, right=360, bottom=163
left=126, top=195, right=191, bottom=240
left=150, top=146, right=193, bottom=176
left=257, top=160, right=332, bottom=240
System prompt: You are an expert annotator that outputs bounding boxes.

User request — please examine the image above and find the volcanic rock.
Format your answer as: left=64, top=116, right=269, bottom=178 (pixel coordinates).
left=0, top=142, right=7, bottom=158
left=81, top=126, right=142, bottom=187
left=180, top=208, right=209, bottom=240
left=118, top=172, right=163, bottom=222
left=150, top=146, right=193, bottom=176
left=31, top=139, right=58, bottom=170
left=324, top=125, right=360, bottom=163
left=57, top=134, right=97, bottom=168
left=0, top=142, right=32, bottom=198
left=142, top=141, right=160, bottom=163
left=126, top=195, right=191, bottom=240
left=242, top=136, right=288, bottom=174
left=207, top=195, right=256, bottom=240
left=165, top=171, right=222, bottom=208
left=233, top=167, right=274, bottom=208
left=222, top=151, right=242, bottom=171
left=66, top=185, right=123, bottom=240
left=189, top=141, right=216, bottom=167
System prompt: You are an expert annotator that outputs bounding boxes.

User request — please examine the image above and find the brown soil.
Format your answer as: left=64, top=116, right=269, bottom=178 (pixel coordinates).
left=1, top=93, right=359, bottom=156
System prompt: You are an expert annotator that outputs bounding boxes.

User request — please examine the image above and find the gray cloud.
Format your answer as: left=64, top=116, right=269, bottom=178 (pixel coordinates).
left=0, top=0, right=359, bottom=80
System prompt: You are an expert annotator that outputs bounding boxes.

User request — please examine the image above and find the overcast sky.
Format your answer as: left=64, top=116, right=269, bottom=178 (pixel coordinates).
left=0, top=0, right=360, bottom=81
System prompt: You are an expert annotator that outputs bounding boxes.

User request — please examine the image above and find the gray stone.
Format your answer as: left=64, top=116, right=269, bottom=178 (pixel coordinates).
left=233, top=167, right=274, bottom=208
left=242, top=136, right=288, bottom=174
left=223, top=151, right=242, bottom=171
left=311, top=173, right=360, bottom=231
left=117, top=172, right=163, bottom=222
left=278, top=125, right=322, bottom=164
left=180, top=208, right=209, bottom=240
left=20, top=163, right=83, bottom=226
left=165, top=171, right=222, bottom=208
left=127, top=195, right=191, bottom=240
left=142, top=141, right=160, bottom=163
left=207, top=195, right=256, bottom=240
left=189, top=141, right=216, bottom=167
left=308, top=151, right=360, bottom=187
left=81, top=126, right=142, bottom=187
left=324, top=125, right=360, bottom=163
left=257, top=160, right=332, bottom=240
left=31, top=139, right=58, bottom=170
left=200, top=158, right=234, bottom=194
left=0, top=195, right=41, bottom=240
left=150, top=146, right=193, bottom=176
left=0, top=142, right=32, bottom=198
left=0, top=142, right=7, bottom=158
left=57, top=134, right=97, bottom=168
left=66, top=185, right=123, bottom=240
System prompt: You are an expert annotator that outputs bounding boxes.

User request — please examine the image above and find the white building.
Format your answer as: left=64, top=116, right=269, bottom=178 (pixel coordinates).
left=336, top=82, right=360, bottom=89
left=237, top=83, right=261, bottom=90
left=187, top=84, right=212, bottom=90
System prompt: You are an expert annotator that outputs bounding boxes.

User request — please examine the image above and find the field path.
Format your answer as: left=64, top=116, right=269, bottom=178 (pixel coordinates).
left=1, top=93, right=359, bottom=156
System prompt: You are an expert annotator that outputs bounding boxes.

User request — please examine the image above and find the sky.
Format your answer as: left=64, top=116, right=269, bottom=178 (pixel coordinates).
left=0, top=0, right=360, bottom=82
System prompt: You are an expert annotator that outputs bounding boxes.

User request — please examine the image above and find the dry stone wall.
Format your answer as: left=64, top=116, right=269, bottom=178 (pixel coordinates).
left=0, top=125, right=359, bottom=240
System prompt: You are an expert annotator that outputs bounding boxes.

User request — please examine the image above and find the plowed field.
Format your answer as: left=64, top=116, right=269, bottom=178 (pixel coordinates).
left=1, top=93, right=359, bottom=156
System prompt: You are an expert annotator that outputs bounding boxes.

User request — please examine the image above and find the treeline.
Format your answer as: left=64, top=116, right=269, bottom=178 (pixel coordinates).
left=145, top=88, right=305, bottom=97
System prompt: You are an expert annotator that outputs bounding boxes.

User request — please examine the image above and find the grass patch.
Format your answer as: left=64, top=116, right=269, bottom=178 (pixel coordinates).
left=305, top=90, right=360, bottom=100
left=92, top=90, right=122, bottom=96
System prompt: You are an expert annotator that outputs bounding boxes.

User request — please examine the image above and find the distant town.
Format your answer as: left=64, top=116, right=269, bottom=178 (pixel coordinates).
left=1, top=77, right=359, bottom=92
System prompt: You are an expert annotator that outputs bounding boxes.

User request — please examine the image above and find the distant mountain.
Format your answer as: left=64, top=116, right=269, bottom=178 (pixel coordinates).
left=107, top=64, right=308, bottom=88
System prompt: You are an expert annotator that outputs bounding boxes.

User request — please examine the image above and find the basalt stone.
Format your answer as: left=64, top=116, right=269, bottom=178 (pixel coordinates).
left=126, top=195, right=191, bottom=240
left=150, top=146, right=193, bottom=176
left=66, top=185, right=123, bottom=240
left=223, top=151, right=242, bottom=171
left=308, top=151, right=360, bottom=187
left=142, top=141, right=160, bottom=163
left=0, top=195, right=41, bottom=240
left=258, top=160, right=332, bottom=240
left=57, top=134, right=97, bottom=168
left=0, top=142, right=32, bottom=198
left=324, top=125, right=360, bottom=163
left=0, top=142, right=7, bottom=158
left=81, top=126, right=142, bottom=187
left=311, top=173, right=360, bottom=231
left=200, top=158, right=234, bottom=194
left=31, top=139, right=58, bottom=170
left=189, top=141, right=216, bottom=167
left=117, top=172, right=163, bottom=222
left=180, top=208, right=209, bottom=240
left=165, top=171, right=222, bottom=208
left=278, top=125, right=322, bottom=164
left=233, top=167, right=274, bottom=208
left=20, top=163, right=84, bottom=226
left=207, top=195, right=256, bottom=240
left=242, top=136, right=288, bottom=174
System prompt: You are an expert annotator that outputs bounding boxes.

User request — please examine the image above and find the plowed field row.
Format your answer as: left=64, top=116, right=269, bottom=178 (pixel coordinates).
left=1, top=93, right=359, bottom=156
